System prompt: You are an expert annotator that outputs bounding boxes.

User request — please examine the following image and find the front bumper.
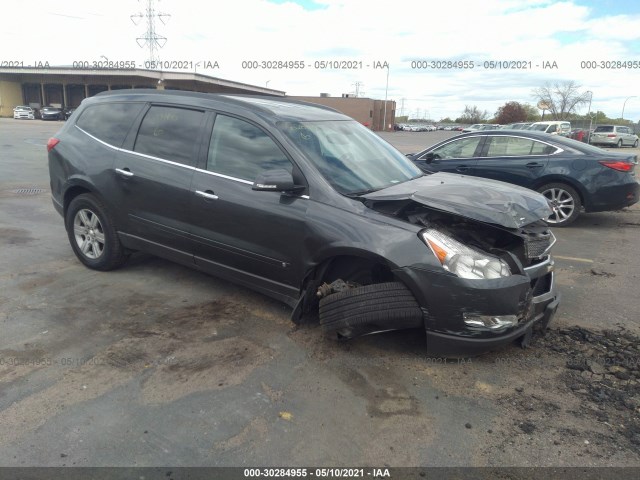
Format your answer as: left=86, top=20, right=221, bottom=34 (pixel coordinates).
left=395, top=256, right=559, bottom=355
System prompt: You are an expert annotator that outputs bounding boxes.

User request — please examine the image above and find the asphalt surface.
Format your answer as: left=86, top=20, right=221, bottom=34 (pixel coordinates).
left=0, top=119, right=639, bottom=468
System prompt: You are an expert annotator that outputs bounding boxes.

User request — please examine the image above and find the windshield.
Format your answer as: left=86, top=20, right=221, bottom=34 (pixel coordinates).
left=529, top=124, right=550, bottom=131
left=279, top=120, right=422, bottom=195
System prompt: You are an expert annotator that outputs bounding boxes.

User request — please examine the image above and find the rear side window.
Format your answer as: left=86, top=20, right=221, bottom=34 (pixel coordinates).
left=76, top=103, right=145, bottom=147
left=486, top=136, right=554, bottom=156
left=206, top=114, right=292, bottom=181
left=594, top=126, right=614, bottom=133
left=134, top=106, right=204, bottom=166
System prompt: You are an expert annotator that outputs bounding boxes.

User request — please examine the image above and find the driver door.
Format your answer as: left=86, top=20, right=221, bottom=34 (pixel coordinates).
left=188, top=112, right=309, bottom=303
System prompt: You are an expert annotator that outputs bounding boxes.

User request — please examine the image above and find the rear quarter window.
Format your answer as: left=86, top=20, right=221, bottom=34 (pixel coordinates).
left=76, top=103, right=145, bottom=147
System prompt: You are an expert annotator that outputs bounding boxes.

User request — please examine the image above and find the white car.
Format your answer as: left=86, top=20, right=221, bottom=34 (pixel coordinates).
left=13, top=106, right=35, bottom=120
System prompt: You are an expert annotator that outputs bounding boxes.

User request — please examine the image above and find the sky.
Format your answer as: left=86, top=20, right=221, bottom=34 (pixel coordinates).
left=3, top=0, right=640, bottom=122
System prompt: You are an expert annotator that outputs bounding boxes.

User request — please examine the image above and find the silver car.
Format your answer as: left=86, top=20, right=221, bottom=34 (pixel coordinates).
left=590, top=125, right=639, bottom=148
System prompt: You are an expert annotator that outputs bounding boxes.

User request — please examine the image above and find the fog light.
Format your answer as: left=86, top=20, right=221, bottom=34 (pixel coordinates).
left=463, top=314, right=517, bottom=330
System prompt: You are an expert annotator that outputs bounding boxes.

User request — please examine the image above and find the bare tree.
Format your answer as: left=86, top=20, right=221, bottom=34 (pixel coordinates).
left=531, top=81, right=591, bottom=120
left=456, top=105, right=489, bottom=124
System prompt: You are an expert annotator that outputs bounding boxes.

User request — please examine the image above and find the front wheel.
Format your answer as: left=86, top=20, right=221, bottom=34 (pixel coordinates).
left=65, top=194, right=127, bottom=270
left=537, top=183, right=582, bottom=227
left=319, top=282, right=423, bottom=339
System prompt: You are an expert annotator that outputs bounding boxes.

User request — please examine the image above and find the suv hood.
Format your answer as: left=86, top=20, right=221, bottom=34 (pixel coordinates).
left=363, top=173, right=552, bottom=228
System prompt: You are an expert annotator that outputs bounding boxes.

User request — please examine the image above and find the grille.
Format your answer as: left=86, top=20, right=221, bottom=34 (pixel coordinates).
left=524, top=231, right=555, bottom=259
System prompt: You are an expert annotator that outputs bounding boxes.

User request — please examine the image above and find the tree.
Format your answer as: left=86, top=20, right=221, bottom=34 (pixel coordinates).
left=455, top=105, right=489, bottom=124
left=439, top=117, right=454, bottom=124
left=494, top=101, right=528, bottom=124
left=531, top=81, right=591, bottom=120
left=523, top=103, right=540, bottom=121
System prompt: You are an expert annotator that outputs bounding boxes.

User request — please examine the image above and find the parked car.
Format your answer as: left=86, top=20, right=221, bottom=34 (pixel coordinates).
left=13, top=105, right=35, bottom=120
left=47, top=89, right=559, bottom=355
left=525, top=121, right=571, bottom=136
left=461, top=124, right=485, bottom=133
left=569, top=128, right=588, bottom=143
left=589, top=125, right=639, bottom=148
left=40, top=106, right=64, bottom=120
left=501, top=123, right=532, bottom=130
left=407, top=130, right=639, bottom=226
left=63, top=107, right=77, bottom=120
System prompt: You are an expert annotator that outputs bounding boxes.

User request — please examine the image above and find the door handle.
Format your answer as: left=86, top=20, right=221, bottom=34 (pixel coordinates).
left=115, top=168, right=134, bottom=177
left=456, top=166, right=470, bottom=172
left=196, top=190, right=219, bottom=200
left=526, top=162, right=544, bottom=169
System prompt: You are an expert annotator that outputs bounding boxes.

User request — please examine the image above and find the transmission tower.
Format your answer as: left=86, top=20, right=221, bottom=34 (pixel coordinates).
left=131, top=0, right=170, bottom=65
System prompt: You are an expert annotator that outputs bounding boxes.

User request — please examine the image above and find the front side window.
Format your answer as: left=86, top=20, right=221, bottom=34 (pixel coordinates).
left=207, top=114, right=292, bottom=181
left=429, top=137, right=483, bottom=159
left=134, top=106, right=204, bottom=166
left=76, top=103, right=145, bottom=146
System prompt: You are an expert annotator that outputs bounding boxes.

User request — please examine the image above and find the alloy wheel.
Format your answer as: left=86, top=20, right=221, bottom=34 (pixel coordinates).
left=73, top=208, right=105, bottom=259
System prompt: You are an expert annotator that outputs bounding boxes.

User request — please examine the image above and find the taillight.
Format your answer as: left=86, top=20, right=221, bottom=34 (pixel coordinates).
left=607, top=134, right=616, bottom=138
left=599, top=160, right=634, bottom=172
left=47, top=137, right=59, bottom=152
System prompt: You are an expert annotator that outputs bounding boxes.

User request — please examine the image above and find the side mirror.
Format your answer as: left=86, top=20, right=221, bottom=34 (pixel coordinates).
left=424, top=152, right=436, bottom=164
left=252, top=169, right=304, bottom=193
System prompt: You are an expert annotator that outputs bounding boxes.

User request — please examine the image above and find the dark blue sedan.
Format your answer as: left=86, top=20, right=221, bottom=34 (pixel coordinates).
left=408, top=130, right=639, bottom=226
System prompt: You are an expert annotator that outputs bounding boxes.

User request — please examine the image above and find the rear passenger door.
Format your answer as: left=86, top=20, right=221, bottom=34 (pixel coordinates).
left=111, top=104, right=206, bottom=258
left=189, top=112, right=308, bottom=302
left=473, top=135, right=552, bottom=188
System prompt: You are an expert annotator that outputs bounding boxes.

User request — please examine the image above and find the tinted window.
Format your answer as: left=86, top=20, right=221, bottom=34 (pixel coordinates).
left=134, top=106, right=204, bottom=166
left=76, top=103, right=145, bottom=146
left=487, top=136, right=554, bottom=156
left=429, top=137, right=483, bottom=159
left=594, top=126, right=614, bottom=133
left=207, top=114, right=292, bottom=181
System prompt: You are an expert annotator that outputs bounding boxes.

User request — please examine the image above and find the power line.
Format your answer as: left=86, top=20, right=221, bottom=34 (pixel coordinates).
left=131, top=0, right=170, bottom=64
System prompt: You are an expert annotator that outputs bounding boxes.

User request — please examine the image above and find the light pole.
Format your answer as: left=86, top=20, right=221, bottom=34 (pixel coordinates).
left=382, top=66, right=389, bottom=131
left=622, top=96, right=637, bottom=121
left=585, top=91, right=593, bottom=143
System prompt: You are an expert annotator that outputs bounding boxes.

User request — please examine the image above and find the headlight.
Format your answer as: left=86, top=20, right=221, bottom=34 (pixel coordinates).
left=420, top=229, right=511, bottom=280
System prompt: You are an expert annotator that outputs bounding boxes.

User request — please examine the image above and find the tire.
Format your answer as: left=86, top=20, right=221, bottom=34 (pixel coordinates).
left=634, top=139, right=638, bottom=148
left=537, top=183, right=582, bottom=227
left=617, top=139, right=623, bottom=148
left=65, top=193, right=127, bottom=271
left=319, top=282, right=423, bottom=338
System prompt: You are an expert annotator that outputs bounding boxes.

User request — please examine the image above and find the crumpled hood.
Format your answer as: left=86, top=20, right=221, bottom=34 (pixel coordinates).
left=363, top=173, right=553, bottom=228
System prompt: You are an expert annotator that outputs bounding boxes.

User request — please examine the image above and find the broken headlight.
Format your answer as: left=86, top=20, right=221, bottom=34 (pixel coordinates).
left=420, top=229, right=511, bottom=280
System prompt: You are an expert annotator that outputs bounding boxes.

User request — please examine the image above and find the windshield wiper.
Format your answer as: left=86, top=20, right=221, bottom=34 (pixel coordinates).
left=345, top=187, right=383, bottom=197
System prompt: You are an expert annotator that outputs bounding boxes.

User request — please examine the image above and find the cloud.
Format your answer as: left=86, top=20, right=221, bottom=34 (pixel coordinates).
left=2, top=0, right=639, bottom=120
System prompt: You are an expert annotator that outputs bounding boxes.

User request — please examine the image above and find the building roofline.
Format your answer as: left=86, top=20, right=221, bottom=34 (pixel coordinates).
left=0, top=67, right=286, bottom=96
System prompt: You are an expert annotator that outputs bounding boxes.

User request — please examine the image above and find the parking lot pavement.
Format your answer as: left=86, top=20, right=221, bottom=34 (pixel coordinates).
left=1, top=118, right=639, bottom=467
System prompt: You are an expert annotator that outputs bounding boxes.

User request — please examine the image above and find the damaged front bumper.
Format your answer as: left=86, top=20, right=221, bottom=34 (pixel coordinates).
left=395, top=256, right=560, bottom=356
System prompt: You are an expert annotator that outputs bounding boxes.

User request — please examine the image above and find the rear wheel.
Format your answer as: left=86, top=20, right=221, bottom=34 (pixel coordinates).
left=617, top=139, right=623, bottom=148
left=319, top=282, right=423, bottom=339
left=537, top=183, right=582, bottom=227
left=65, top=194, right=127, bottom=270
left=634, top=139, right=638, bottom=148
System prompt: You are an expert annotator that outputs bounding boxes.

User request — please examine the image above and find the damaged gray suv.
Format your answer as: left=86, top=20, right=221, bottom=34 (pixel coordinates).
left=48, top=90, right=559, bottom=355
